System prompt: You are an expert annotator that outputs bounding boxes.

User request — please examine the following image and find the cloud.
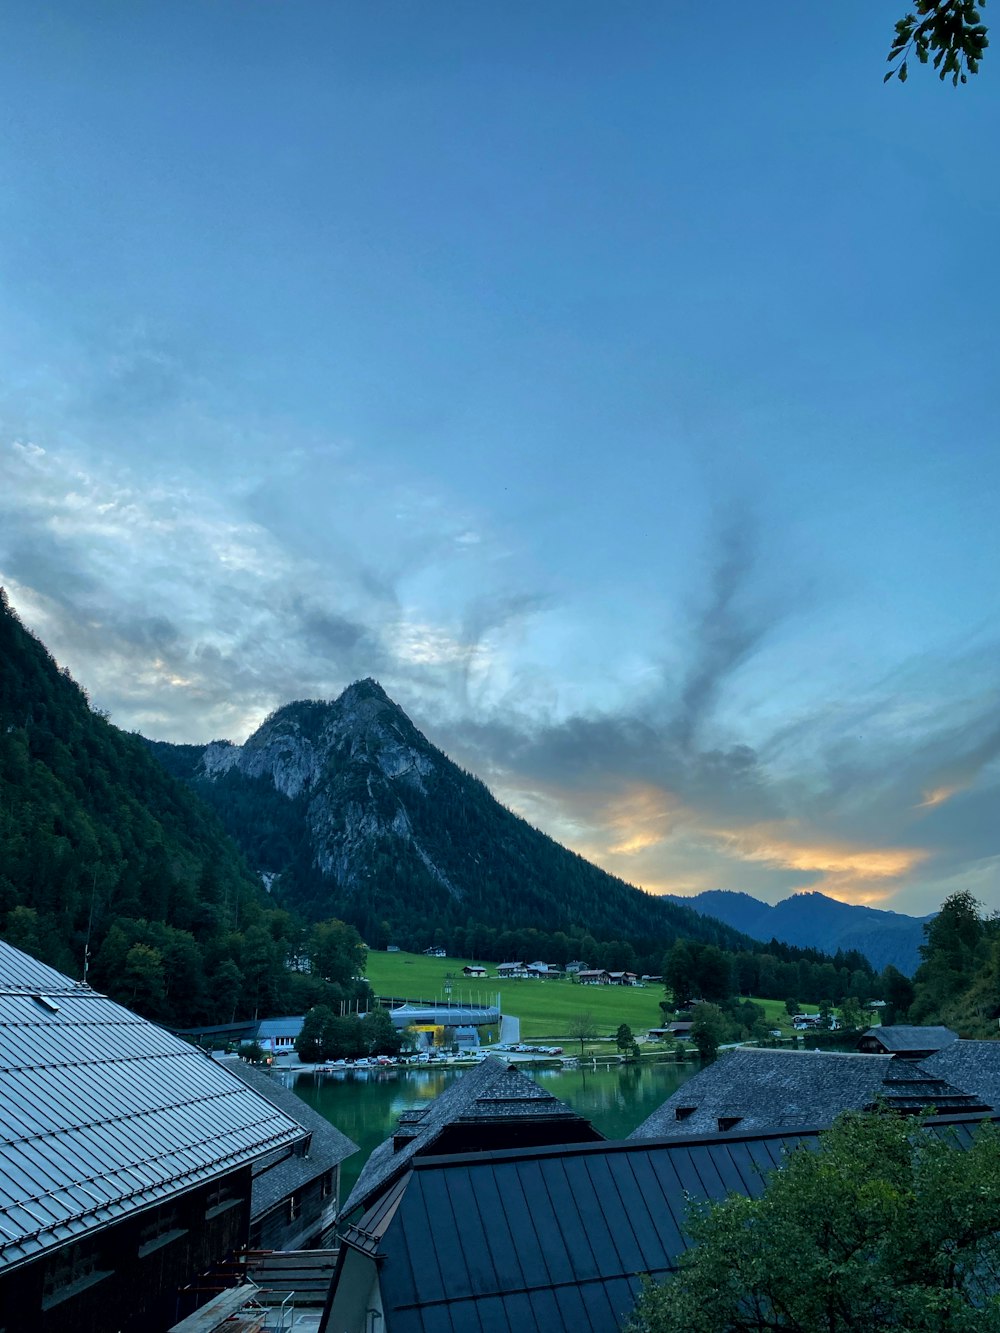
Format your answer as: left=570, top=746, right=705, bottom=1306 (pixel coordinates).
left=4, top=434, right=1000, bottom=917
left=671, top=506, right=772, bottom=752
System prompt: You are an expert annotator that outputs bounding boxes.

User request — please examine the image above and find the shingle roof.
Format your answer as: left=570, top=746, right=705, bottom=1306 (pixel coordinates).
left=628, top=1047, right=985, bottom=1140
left=341, top=1056, right=594, bottom=1216
left=860, top=1025, right=958, bottom=1052
left=921, top=1040, right=1000, bottom=1110
left=215, top=1058, right=358, bottom=1218
left=333, top=1113, right=1000, bottom=1333
left=0, top=941, right=303, bottom=1271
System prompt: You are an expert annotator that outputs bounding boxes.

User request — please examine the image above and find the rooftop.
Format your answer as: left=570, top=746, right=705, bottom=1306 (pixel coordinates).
left=628, top=1047, right=986, bottom=1140
left=0, top=941, right=303, bottom=1272
left=341, top=1055, right=599, bottom=1216
left=860, top=1025, right=959, bottom=1053
left=922, top=1040, right=1000, bottom=1110
left=332, top=1112, right=1000, bottom=1333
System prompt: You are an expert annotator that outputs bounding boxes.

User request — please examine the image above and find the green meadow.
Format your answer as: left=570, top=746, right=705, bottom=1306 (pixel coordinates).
left=365, top=950, right=662, bottom=1039
left=365, top=951, right=818, bottom=1042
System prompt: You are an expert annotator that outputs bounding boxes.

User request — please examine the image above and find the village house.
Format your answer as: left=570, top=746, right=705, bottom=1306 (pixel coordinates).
left=254, top=1015, right=304, bottom=1058
left=576, top=968, right=610, bottom=985
left=496, top=961, right=528, bottom=978
left=564, top=960, right=588, bottom=974
left=607, top=971, right=639, bottom=986
left=422, top=946, right=446, bottom=958
left=461, top=964, right=487, bottom=977
left=525, top=961, right=563, bottom=978
left=0, top=941, right=313, bottom=1333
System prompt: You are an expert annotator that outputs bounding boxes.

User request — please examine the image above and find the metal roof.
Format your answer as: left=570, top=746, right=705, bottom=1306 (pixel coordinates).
left=255, top=1016, right=305, bottom=1041
left=335, top=1113, right=1000, bottom=1333
left=0, top=941, right=304, bottom=1272
left=388, top=1003, right=501, bottom=1027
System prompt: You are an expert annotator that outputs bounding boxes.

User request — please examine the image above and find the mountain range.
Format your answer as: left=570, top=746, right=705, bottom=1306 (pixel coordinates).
left=666, top=889, right=932, bottom=975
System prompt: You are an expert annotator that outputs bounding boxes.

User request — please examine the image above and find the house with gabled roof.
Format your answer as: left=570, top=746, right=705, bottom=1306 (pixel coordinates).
left=628, top=1047, right=989, bottom=1140
left=0, top=940, right=324, bottom=1333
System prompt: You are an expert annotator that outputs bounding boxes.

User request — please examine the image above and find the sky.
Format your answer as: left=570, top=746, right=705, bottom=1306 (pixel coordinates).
left=1, top=2, right=998, bottom=919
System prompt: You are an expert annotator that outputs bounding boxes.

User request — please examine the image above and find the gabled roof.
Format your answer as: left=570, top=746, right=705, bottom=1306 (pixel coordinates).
left=331, top=1113, right=1000, bottom=1333
left=216, top=1058, right=358, bottom=1218
left=341, top=1056, right=598, bottom=1216
left=860, top=1025, right=958, bottom=1053
left=0, top=941, right=303, bottom=1272
left=628, top=1047, right=985, bottom=1140
left=921, top=1040, right=1000, bottom=1110
left=255, top=1016, right=305, bottom=1040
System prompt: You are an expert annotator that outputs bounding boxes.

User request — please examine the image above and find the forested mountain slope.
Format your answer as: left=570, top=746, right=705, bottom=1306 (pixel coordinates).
left=0, top=591, right=329, bottom=1026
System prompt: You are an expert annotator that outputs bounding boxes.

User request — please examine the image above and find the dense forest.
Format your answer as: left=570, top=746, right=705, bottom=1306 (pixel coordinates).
left=0, top=591, right=369, bottom=1026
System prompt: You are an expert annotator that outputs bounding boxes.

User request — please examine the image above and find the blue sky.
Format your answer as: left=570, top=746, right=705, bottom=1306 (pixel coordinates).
left=2, top=2, right=998, bottom=916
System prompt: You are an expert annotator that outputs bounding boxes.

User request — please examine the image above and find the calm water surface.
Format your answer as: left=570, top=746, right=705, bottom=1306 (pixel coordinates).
left=281, top=1058, right=700, bottom=1201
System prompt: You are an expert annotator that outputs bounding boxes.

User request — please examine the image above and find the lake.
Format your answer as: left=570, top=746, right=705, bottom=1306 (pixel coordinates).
left=279, top=1057, right=700, bottom=1201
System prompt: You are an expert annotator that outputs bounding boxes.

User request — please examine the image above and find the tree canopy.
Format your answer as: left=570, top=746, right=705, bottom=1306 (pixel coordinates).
left=629, top=1111, right=1000, bottom=1333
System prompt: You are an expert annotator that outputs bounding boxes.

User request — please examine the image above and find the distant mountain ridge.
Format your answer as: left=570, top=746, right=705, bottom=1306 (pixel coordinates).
left=150, top=680, right=773, bottom=960
left=666, top=889, right=932, bottom=975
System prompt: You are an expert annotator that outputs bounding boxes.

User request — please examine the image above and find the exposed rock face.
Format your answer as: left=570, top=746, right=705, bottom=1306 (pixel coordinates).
left=194, top=681, right=449, bottom=895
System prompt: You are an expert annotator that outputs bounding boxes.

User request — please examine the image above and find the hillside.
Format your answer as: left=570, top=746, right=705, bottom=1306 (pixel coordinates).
left=0, top=590, right=312, bottom=1025
left=668, top=889, right=932, bottom=975
left=149, top=680, right=768, bottom=965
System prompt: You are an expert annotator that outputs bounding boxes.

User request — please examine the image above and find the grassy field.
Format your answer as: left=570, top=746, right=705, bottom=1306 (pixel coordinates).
left=365, top=950, right=665, bottom=1040
left=364, top=951, right=834, bottom=1043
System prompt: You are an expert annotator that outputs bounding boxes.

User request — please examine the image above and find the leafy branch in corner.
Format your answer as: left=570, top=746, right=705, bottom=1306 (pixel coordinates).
left=887, top=0, right=988, bottom=85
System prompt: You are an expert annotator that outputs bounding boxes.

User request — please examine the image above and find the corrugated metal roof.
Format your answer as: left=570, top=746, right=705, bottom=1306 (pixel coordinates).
left=347, top=1113, right=1000, bottom=1333
left=0, top=941, right=304, bottom=1272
